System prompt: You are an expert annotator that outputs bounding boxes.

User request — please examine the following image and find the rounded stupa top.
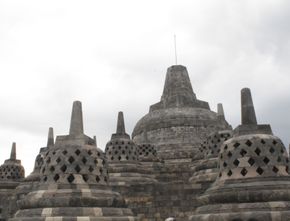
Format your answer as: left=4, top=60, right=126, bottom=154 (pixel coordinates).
left=132, top=65, right=231, bottom=154
left=25, top=127, right=55, bottom=182
left=218, top=88, right=289, bottom=181
left=40, top=101, right=108, bottom=186
left=105, top=112, right=138, bottom=162
left=0, top=143, right=25, bottom=181
left=200, top=130, right=233, bottom=159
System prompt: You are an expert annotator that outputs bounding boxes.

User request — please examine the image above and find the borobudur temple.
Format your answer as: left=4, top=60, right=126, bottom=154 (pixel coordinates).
left=0, top=65, right=289, bottom=221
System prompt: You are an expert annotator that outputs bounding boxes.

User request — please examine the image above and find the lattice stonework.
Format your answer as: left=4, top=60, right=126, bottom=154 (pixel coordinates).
left=137, top=143, right=157, bottom=160
left=105, top=138, right=138, bottom=162
left=0, top=163, right=25, bottom=180
left=204, top=131, right=232, bottom=158
left=219, top=134, right=289, bottom=180
left=40, top=145, right=108, bottom=185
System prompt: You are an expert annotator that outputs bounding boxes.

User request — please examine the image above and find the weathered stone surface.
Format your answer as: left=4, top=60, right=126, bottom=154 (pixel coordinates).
left=190, top=88, right=290, bottom=221
left=10, top=102, right=138, bottom=221
left=0, top=143, right=25, bottom=220
left=1, top=65, right=288, bottom=221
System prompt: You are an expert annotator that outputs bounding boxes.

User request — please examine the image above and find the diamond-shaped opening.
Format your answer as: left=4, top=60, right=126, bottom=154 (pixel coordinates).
left=82, top=174, right=89, bottom=182
left=255, top=148, right=261, bottom=156
left=245, top=140, right=252, bottom=146
left=49, top=166, right=55, bottom=172
left=126, top=156, right=129, bottom=160
left=256, top=167, right=264, bottom=175
left=89, top=166, right=94, bottom=172
left=273, top=140, right=278, bottom=145
left=62, top=150, right=68, bottom=155
left=46, top=158, right=51, bottom=164
left=214, top=144, right=217, bottom=149
left=227, top=151, right=232, bottom=158
left=118, top=146, right=122, bottom=150
left=273, top=166, right=279, bottom=173
left=219, top=172, right=222, bottom=177
left=227, top=170, right=233, bottom=177
left=94, top=159, right=98, bottom=165
left=96, top=176, right=100, bottom=182
left=269, top=147, right=275, bottom=153
left=122, top=150, right=125, bottom=154
left=88, top=150, right=92, bottom=155
left=82, top=157, right=87, bottom=164
left=286, top=158, right=289, bottom=163
left=114, top=151, right=118, bottom=155
left=53, top=174, right=60, bottom=182
left=68, top=156, right=75, bottom=164
left=281, top=149, right=285, bottom=154
left=263, top=157, right=270, bottom=165
left=102, top=160, right=105, bottom=165
left=43, top=176, right=48, bottom=182
left=75, top=165, right=81, bottom=173
left=240, top=149, right=247, bottom=157
left=241, top=168, right=248, bottom=176
left=248, top=157, right=255, bottom=166
left=234, top=142, right=240, bottom=148
left=99, top=168, right=103, bottom=174
left=233, top=159, right=240, bottom=166
left=224, top=145, right=228, bottom=150
left=75, top=149, right=81, bottom=156
left=56, top=157, right=61, bottom=163
left=60, top=165, right=67, bottom=172
left=277, top=156, right=282, bottom=162
left=67, top=174, right=75, bottom=183
left=118, top=156, right=122, bottom=161
left=52, top=151, right=56, bottom=155
left=111, top=156, right=114, bottom=160
left=261, top=139, right=266, bottom=144
left=223, top=162, right=227, bottom=167
left=104, top=176, right=108, bottom=182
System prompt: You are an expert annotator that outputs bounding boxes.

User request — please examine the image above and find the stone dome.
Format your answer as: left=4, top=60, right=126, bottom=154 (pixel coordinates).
left=132, top=65, right=231, bottom=159
left=0, top=143, right=24, bottom=181
left=105, top=112, right=138, bottom=163
left=190, top=88, right=290, bottom=221
left=12, top=101, right=138, bottom=221
left=190, top=130, right=233, bottom=184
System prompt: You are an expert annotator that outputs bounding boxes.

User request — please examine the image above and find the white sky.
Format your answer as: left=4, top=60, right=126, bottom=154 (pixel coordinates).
left=0, top=0, right=290, bottom=174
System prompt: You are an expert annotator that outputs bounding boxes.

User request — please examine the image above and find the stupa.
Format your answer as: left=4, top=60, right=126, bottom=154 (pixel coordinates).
left=189, top=104, right=232, bottom=192
left=10, top=101, right=138, bottom=221
left=0, top=143, right=25, bottom=220
left=190, top=88, right=290, bottom=221
left=133, top=65, right=231, bottom=161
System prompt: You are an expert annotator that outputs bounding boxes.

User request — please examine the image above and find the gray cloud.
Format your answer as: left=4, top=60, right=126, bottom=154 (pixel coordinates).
left=0, top=0, right=289, bottom=174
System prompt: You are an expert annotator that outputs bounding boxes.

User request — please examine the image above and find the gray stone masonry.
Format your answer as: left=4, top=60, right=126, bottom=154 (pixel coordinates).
left=10, top=101, right=138, bottom=221
left=190, top=88, right=290, bottom=221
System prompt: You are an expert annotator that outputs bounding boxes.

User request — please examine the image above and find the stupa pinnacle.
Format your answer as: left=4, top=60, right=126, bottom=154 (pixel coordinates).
left=69, top=100, right=84, bottom=136
left=46, top=127, right=54, bottom=147
left=241, top=87, right=257, bottom=125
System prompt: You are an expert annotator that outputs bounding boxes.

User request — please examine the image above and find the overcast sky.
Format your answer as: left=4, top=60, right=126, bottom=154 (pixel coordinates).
left=0, top=0, right=290, bottom=174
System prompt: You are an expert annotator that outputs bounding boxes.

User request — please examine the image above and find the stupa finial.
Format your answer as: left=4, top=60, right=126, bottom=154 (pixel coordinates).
left=241, top=88, right=257, bottom=125
left=116, top=111, right=126, bottom=134
left=217, top=103, right=225, bottom=120
left=47, top=127, right=54, bottom=147
left=94, top=136, right=97, bottom=145
left=69, top=101, right=84, bottom=135
left=10, top=142, right=16, bottom=160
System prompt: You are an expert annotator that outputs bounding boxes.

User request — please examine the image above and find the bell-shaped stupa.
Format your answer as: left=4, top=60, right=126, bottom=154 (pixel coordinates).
left=10, top=101, right=138, bottom=221
left=190, top=88, right=290, bottom=221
